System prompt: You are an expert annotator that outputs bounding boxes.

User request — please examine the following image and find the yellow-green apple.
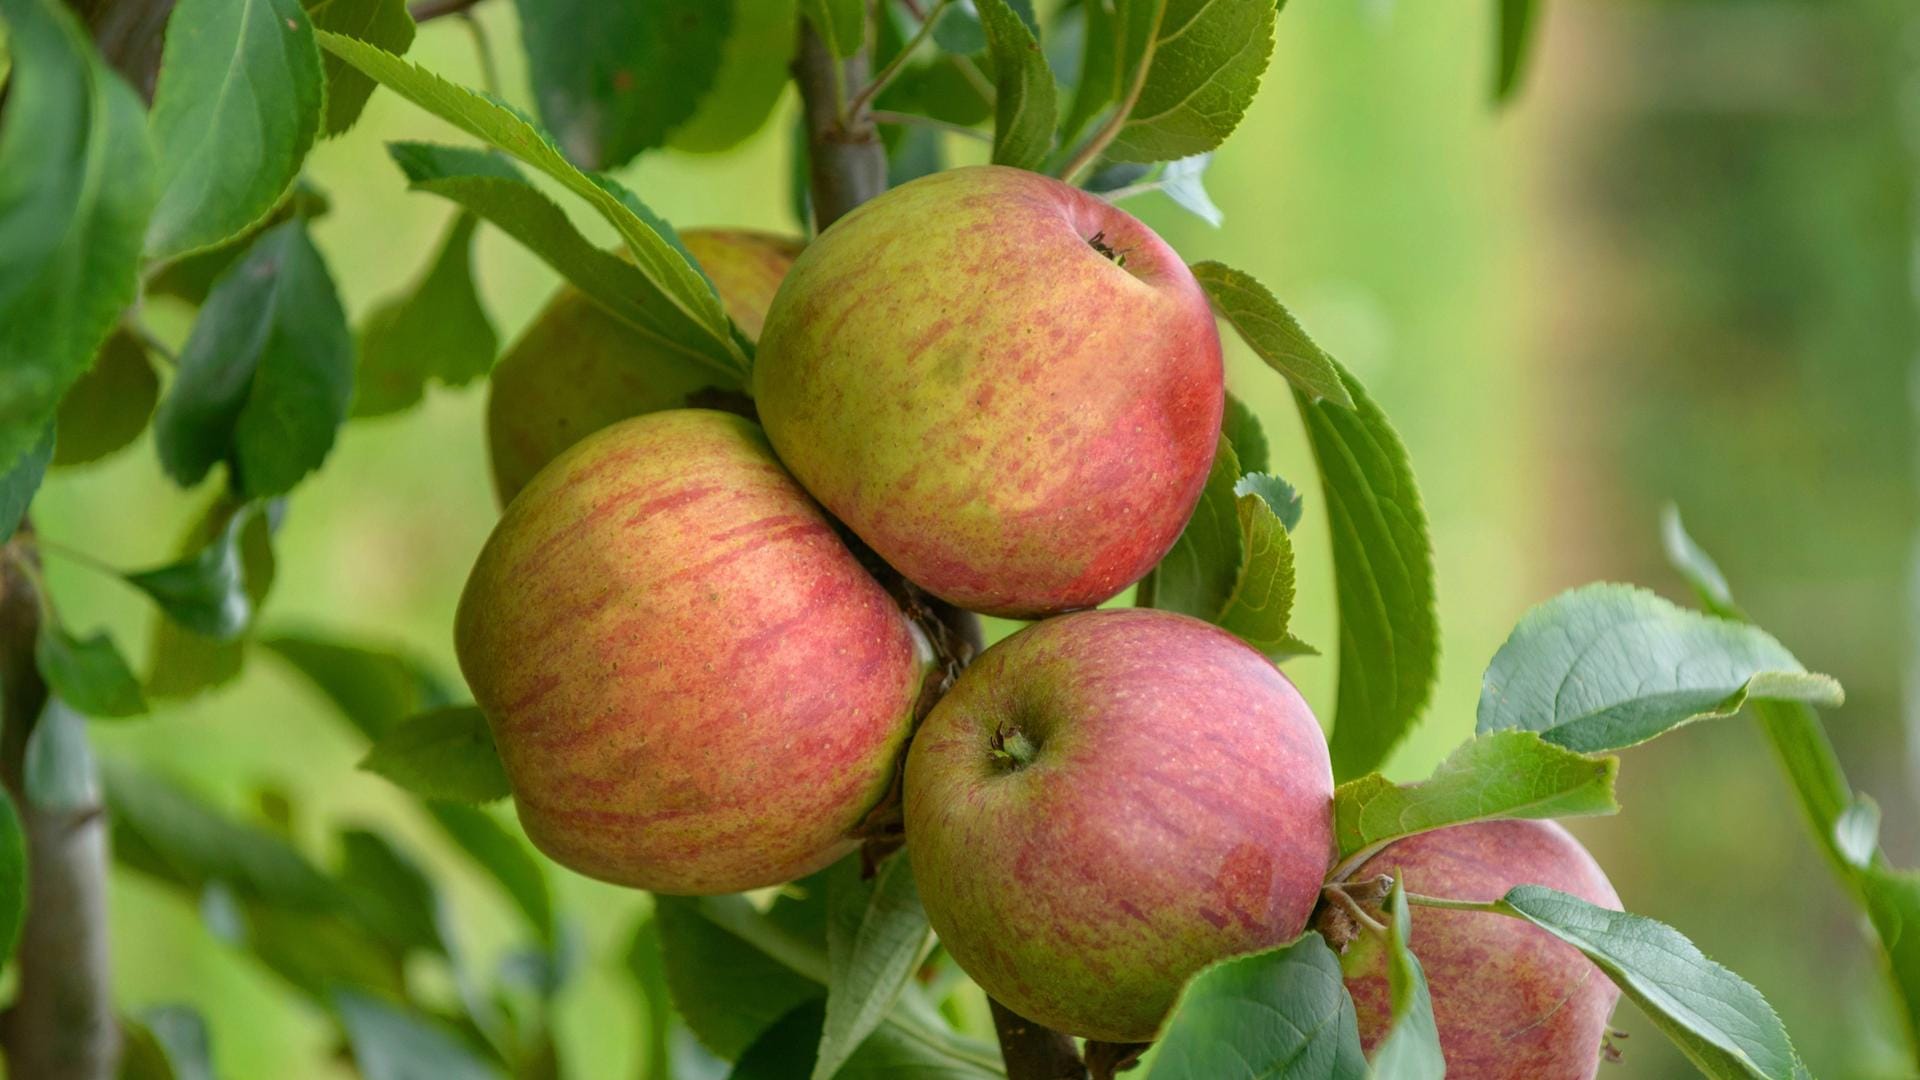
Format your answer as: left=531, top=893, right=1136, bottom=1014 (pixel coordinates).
left=753, top=166, right=1224, bottom=618
left=1344, top=819, right=1623, bottom=1078
left=456, top=409, right=930, bottom=893
left=903, top=609, right=1333, bottom=1041
left=486, top=229, right=803, bottom=504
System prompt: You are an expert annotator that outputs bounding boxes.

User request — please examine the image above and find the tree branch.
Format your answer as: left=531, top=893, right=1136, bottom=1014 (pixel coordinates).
left=990, top=999, right=1088, bottom=1080
left=68, top=0, right=176, bottom=101
left=0, top=533, right=119, bottom=1080
left=792, top=21, right=887, bottom=232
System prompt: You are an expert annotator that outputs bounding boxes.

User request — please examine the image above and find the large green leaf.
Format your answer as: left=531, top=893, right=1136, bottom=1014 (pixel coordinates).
left=1331, top=731, right=1618, bottom=869
left=145, top=0, right=325, bottom=260
left=360, top=705, right=510, bottom=804
left=514, top=0, right=729, bottom=170
left=1368, top=877, right=1443, bottom=1079
left=657, top=893, right=827, bottom=1058
left=153, top=219, right=354, bottom=498
left=305, top=0, right=415, bottom=135
left=314, top=32, right=741, bottom=370
left=52, top=329, right=158, bottom=467
left=1498, top=886, right=1802, bottom=1079
left=815, top=857, right=931, bottom=1080
left=1477, top=583, right=1844, bottom=753
left=1102, top=0, right=1275, bottom=164
left=1146, top=933, right=1367, bottom=1079
left=1191, top=262, right=1352, bottom=408
left=386, top=142, right=738, bottom=379
left=352, top=211, right=497, bottom=417
left=979, top=0, right=1057, bottom=172
left=0, top=0, right=155, bottom=477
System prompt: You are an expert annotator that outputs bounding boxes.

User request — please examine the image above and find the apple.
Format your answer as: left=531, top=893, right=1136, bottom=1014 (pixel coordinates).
left=486, top=229, right=803, bottom=504
left=1344, top=819, right=1623, bottom=1078
left=903, top=608, right=1334, bottom=1042
left=455, top=409, right=930, bottom=894
left=753, top=165, right=1225, bottom=618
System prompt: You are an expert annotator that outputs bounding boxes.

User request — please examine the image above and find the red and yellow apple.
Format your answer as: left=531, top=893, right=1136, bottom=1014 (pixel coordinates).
left=903, top=609, right=1334, bottom=1041
left=455, top=409, right=929, bottom=893
left=753, top=166, right=1224, bottom=618
left=1345, top=819, right=1623, bottom=1078
left=486, top=229, right=803, bottom=504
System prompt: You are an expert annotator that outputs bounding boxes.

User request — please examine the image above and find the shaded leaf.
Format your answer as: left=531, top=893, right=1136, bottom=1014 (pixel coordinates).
left=1834, top=795, right=1880, bottom=872
left=1660, top=504, right=1740, bottom=619
left=360, top=705, right=510, bottom=803
left=144, top=496, right=278, bottom=698
left=1234, top=472, right=1300, bottom=532
left=262, top=631, right=449, bottom=740
left=427, top=803, right=552, bottom=941
left=306, top=0, right=415, bottom=135
left=145, top=181, right=331, bottom=305
left=1369, top=877, right=1443, bottom=1079
left=815, top=856, right=931, bottom=1079
left=1158, top=153, right=1222, bottom=227
left=669, top=0, right=798, bottom=153
left=153, top=219, right=353, bottom=497
left=336, top=991, right=504, bottom=1080
left=0, top=0, right=155, bottom=476
left=145, top=0, right=324, bottom=259
left=37, top=622, right=147, bottom=718
left=801, top=0, right=866, bottom=57
left=738, top=997, right=999, bottom=1080
left=0, top=423, right=51, bottom=542
left=1191, top=261, right=1352, bottom=408
left=1493, top=0, right=1538, bottom=106
left=353, top=211, right=497, bottom=417
left=121, top=1006, right=216, bottom=1080
left=1477, top=583, right=1844, bottom=753
left=1220, top=392, right=1268, bottom=473
left=657, top=893, right=826, bottom=1058
left=1104, top=0, right=1275, bottom=164
left=53, top=330, right=157, bottom=467
left=1138, top=436, right=1241, bottom=620
left=1060, top=0, right=1118, bottom=146
left=1146, top=933, right=1366, bottom=1079
left=125, top=504, right=257, bottom=641
left=627, top=914, right=676, bottom=1080
left=979, top=0, right=1057, bottom=171
left=339, top=828, right=445, bottom=956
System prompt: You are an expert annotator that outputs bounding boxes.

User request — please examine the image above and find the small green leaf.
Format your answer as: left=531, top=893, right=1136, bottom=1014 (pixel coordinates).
left=305, top=0, right=415, bottom=135
left=1104, top=0, right=1276, bottom=164
left=36, top=622, right=147, bottom=718
left=1834, top=795, right=1881, bottom=871
left=352, top=212, right=497, bottom=417
left=360, top=705, right=510, bottom=803
left=1234, top=472, right=1300, bottom=532
left=1215, top=482, right=1309, bottom=658
left=338, top=828, right=446, bottom=956
left=668, top=0, right=798, bottom=153
left=314, top=32, right=740, bottom=368
left=0, top=423, right=52, bottom=543
left=145, top=0, right=325, bottom=260
left=336, top=991, right=504, bottom=1080
left=1332, top=731, right=1618, bottom=867
left=262, top=632, right=449, bottom=740
left=52, top=330, right=157, bottom=468
left=154, top=219, right=354, bottom=498
left=125, top=504, right=258, bottom=641
left=0, top=781, right=20, bottom=962
left=814, top=856, right=931, bottom=1080
left=138, top=1005, right=216, bottom=1080
left=800, top=0, right=866, bottom=57
left=1498, top=886, right=1803, bottom=1079
left=0, top=0, right=155, bottom=477
left=1138, top=436, right=1241, bottom=620
left=1493, top=0, right=1539, bottom=106
left=514, top=0, right=730, bottom=169
left=1369, top=876, right=1443, bottom=1079
left=1221, top=392, right=1269, bottom=474
left=1191, top=261, right=1353, bottom=408
left=143, top=496, right=278, bottom=698
left=1477, top=583, right=1844, bottom=753
left=979, top=0, right=1057, bottom=172
left=1146, top=932, right=1367, bottom=1079
left=1660, top=504, right=1741, bottom=620
left=23, top=699, right=97, bottom=812
left=1157, top=153, right=1222, bottom=227
left=426, top=803, right=552, bottom=942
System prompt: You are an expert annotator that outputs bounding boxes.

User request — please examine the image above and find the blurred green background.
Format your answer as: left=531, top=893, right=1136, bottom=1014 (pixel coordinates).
left=22, top=0, right=1920, bottom=1075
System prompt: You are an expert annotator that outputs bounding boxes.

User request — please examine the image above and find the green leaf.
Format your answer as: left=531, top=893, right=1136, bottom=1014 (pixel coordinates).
left=0, top=781, right=20, bottom=962
left=0, top=423, right=51, bottom=543
left=801, top=0, right=865, bottom=57
left=352, top=212, right=497, bottom=417
left=360, top=705, right=510, bottom=804
left=815, top=856, right=931, bottom=1080
left=1146, top=932, right=1367, bottom=1079
left=338, top=828, right=445, bottom=956
left=139, top=1006, right=216, bottom=1080
left=1221, top=392, right=1269, bottom=474
left=1138, top=436, right=1242, bottom=619
left=235, top=900, right=407, bottom=1002
left=1234, top=472, right=1299, bottom=532
left=0, top=0, right=155, bottom=477
left=36, top=622, right=147, bottom=718
left=102, top=757, right=338, bottom=910
left=1157, top=153, right=1222, bottom=227
left=154, top=219, right=354, bottom=498
left=23, top=699, right=96, bottom=812
left=1190, top=261, right=1353, bottom=408
left=657, top=893, right=827, bottom=1058
left=1493, top=0, right=1539, bottom=105
left=426, top=803, right=552, bottom=942
left=262, top=632, right=448, bottom=740
left=52, top=330, right=157, bottom=468
left=668, top=0, right=798, bottom=153
left=1660, top=504, right=1741, bottom=619
left=736, top=997, right=1001, bottom=1080
left=305, top=0, right=416, bottom=135
left=1103, top=0, right=1276, bottom=164
left=979, top=0, right=1057, bottom=172
left=388, top=142, right=741, bottom=380
left=145, top=0, right=325, bottom=260
left=1476, top=583, right=1845, bottom=753
left=1296, top=359, right=1437, bottom=781
left=1061, top=0, right=1118, bottom=147
left=336, top=991, right=504, bottom=1080
left=1368, top=877, right=1443, bottom=1079
left=145, top=180, right=332, bottom=306
left=1215, top=480, right=1309, bottom=657
left=514, top=0, right=730, bottom=170
left=143, top=495, right=278, bottom=698
left=1498, top=885, right=1802, bottom=1079
left=314, top=33, right=740, bottom=369
left=627, top=914, right=676, bottom=1080
left=125, top=504, right=258, bottom=641
left=1331, top=731, right=1618, bottom=868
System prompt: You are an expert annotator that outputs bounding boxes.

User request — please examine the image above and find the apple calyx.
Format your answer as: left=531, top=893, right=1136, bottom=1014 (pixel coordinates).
left=1085, top=230, right=1126, bottom=268
left=988, top=725, right=1040, bottom=771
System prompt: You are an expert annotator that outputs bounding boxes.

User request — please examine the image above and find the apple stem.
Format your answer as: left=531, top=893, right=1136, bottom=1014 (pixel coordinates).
left=845, top=0, right=957, bottom=124
left=1321, top=883, right=1389, bottom=938
left=990, top=726, right=1040, bottom=769
left=989, top=998, right=1089, bottom=1080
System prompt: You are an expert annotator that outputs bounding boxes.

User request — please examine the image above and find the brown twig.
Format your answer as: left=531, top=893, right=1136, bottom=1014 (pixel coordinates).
left=990, top=999, right=1088, bottom=1080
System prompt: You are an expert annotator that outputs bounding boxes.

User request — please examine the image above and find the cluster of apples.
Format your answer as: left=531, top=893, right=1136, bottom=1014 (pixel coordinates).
left=456, top=167, right=1623, bottom=1075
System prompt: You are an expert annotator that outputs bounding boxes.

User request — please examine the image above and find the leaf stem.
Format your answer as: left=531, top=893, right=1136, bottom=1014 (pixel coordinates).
left=869, top=109, right=992, bottom=142
left=846, top=0, right=955, bottom=122
left=457, top=10, right=501, bottom=98
left=408, top=0, right=486, bottom=23
left=1402, top=892, right=1508, bottom=915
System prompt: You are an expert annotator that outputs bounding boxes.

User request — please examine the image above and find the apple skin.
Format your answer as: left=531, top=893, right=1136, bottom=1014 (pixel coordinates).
left=753, top=165, right=1224, bottom=619
left=1345, top=819, right=1623, bottom=1079
left=486, top=229, right=802, bottom=504
left=903, top=609, right=1334, bottom=1042
left=456, top=409, right=930, bottom=894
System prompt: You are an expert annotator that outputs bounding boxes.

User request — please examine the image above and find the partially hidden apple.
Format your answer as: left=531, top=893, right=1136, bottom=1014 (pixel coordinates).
left=456, top=409, right=930, bottom=894
left=486, top=229, right=803, bottom=504
left=1345, top=819, right=1623, bottom=1078
left=753, top=166, right=1224, bottom=618
left=903, top=609, right=1334, bottom=1042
